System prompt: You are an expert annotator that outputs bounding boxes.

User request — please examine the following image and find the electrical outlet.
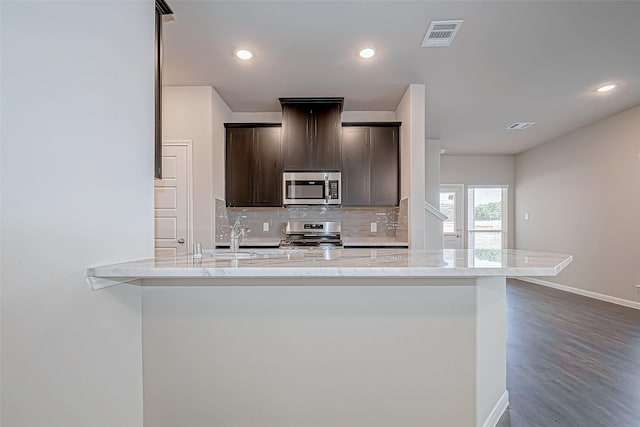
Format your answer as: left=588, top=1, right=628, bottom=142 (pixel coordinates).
left=370, top=222, right=377, bottom=233
left=263, top=222, right=269, bottom=232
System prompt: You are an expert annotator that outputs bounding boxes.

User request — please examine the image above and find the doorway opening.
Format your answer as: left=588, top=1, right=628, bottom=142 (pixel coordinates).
left=154, top=141, right=193, bottom=257
left=440, top=184, right=464, bottom=249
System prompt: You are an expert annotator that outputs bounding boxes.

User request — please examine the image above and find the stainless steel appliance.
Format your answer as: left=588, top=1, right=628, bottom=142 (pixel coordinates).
left=279, top=221, right=343, bottom=248
left=283, top=172, right=341, bottom=206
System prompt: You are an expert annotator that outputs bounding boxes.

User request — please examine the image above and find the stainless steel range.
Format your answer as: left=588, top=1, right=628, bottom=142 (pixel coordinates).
left=279, top=221, right=343, bottom=248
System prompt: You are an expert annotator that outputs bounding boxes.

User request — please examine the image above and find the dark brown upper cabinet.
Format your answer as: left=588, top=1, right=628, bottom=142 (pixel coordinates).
left=342, top=123, right=400, bottom=206
left=154, top=0, right=173, bottom=179
left=225, top=124, right=282, bottom=207
left=280, top=98, right=343, bottom=171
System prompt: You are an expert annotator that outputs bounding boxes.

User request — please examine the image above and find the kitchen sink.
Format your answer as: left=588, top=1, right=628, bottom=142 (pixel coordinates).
left=248, top=248, right=305, bottom=256
left=203, top=250, right=257, bottom=259
left=203, top=249, right=305, bottom=259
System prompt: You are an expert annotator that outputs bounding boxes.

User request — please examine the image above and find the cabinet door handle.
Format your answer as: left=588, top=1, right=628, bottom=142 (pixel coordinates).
left=177, top=238, right=185, bottom=244
left=325, top=175, right=330, bottom=204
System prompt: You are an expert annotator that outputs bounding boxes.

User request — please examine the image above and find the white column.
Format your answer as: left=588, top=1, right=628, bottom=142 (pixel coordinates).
left=2, top=2, right=151, bottom=425
left=396, top=84, right=426, bottom=249
left=425, top=139, right=443, bottom=249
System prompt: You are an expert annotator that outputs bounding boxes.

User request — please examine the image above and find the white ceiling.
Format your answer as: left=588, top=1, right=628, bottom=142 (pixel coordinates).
left=163, top=0, right=640, bottom=155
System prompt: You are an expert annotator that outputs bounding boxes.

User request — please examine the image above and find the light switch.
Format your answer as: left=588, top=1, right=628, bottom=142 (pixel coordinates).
left=263, top=222, right=269, bottom=232
left=524, top=213, right=529, bottom=221
left=370, top=222, right=377, bottom=233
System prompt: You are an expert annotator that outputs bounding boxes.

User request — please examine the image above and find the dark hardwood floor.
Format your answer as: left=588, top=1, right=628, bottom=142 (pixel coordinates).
left=497, top=279, right=640, bottom=427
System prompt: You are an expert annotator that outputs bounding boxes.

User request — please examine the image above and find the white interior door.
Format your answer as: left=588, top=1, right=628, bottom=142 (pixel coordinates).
left=440, top=184, right=464, bottom=249
left=154, top=142, right=192, bottom=257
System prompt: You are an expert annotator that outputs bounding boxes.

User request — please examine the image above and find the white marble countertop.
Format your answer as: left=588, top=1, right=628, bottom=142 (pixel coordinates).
left=87, top=249, right=572, bottom=286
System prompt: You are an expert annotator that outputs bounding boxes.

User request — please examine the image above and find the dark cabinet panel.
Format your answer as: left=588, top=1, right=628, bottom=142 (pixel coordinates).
left=280, top=98, right=343, bottom=171
left=225, top=127, right=253, bottom=207
left=254, top=127, right=283, bottom=206
left=371, top=127, right=399, bottom=206
left=341, top=123, right=400, bottom=206
left=314, top=104, right=341, bottom=170
left=225, top=125, right=282, bottom=207
left=342, top=127, right=371, bottom=205
left=282, top=105, right=310, bottom=170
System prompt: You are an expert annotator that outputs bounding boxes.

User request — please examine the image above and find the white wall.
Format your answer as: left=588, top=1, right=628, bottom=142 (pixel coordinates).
left=341, top=111, right=396, bottom=122
left=396, top=85, right=426, bottom=249
left=211, top=90, right=232, bottom=203
left=441, top=155, right=516, bottom=248
left=230, top=111, right=281, bottom=123
left=1, top=1, right=153, bottom=426
left=162, top=86, right=231, bottom=248
left=516, top=104, right=640, bottom=302
left=0, top=2, right=4, bottom=420
left=141, top=278, right=502, bottom=427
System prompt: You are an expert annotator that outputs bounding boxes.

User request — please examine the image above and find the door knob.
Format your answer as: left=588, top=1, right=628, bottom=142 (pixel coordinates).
left=177, top=238, right=185, bottom=244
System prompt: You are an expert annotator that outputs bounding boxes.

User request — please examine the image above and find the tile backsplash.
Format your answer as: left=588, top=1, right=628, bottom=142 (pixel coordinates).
left=215, top=198, right=409, bottom=246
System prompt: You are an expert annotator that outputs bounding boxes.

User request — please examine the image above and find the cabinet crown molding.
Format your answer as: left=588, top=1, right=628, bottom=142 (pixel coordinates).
left=342, top=122, right=402, bottom=127
left=279, top=97, right=344, bottom=111
left=224, top=123, right=281, bottom=128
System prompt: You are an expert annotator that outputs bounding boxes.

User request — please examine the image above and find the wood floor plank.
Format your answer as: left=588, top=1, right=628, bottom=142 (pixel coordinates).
left=497, top=279, right=640, bottom=427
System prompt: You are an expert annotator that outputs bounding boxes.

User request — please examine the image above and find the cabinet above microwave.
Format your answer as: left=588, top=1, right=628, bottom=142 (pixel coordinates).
left=279, top=98, right=343, bottom=171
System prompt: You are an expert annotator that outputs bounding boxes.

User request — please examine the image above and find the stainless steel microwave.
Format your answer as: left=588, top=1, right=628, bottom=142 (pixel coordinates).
left=283, top=172, right=341, bottom=205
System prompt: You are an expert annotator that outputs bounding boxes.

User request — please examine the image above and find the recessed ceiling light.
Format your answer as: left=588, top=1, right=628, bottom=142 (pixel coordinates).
left=235, top=49, right=253, bottom=60
left=359, top=48, right=376, bottom=59
left=596, top=83, right=617, bottom=93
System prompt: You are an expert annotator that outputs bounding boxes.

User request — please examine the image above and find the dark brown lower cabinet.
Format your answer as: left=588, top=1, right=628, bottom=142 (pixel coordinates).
left=342, top=123, right=400, bottom=206
left=225, top=124, right=282, bottom=207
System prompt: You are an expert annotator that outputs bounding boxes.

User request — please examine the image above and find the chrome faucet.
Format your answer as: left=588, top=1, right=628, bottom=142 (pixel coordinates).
left=229, top=219, right=249, bottom=252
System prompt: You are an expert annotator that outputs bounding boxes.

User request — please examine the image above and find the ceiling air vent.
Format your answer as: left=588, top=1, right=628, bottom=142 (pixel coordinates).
left=421, top=20, right=464, bottom=47
left=507, top=122, right=535, bottom=130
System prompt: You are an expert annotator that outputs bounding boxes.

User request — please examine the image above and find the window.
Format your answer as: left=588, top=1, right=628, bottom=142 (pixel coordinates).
left=467, top=186, right=507, bottom=249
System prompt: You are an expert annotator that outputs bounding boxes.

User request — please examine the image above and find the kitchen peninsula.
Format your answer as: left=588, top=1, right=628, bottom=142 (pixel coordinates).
left=87, top=249, right=571, bottom=427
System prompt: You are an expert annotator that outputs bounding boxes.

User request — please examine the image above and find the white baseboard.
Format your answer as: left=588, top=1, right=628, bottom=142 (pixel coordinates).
left=482, top=390, right=509, bottom=427
left=516, top=277, right=640, bottom=311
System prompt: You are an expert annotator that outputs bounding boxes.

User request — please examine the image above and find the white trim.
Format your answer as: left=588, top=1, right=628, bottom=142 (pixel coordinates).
left=517, top=277, right=640, bottom=311
left=424, top=201, right=448, bottom=221
left=482, top=390, right=509, bottom=427
left=162, top=140, right=194, bottom=250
